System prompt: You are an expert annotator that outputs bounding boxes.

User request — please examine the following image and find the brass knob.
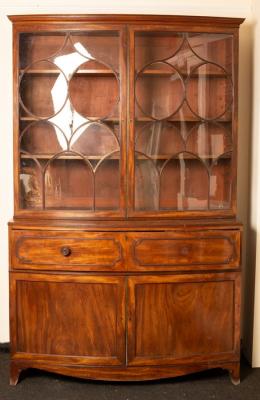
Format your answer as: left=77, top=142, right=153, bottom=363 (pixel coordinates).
left=60, top=246, right=71, bottom=257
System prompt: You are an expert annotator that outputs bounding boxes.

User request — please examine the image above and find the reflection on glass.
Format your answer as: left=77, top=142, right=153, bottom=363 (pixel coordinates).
left=71, top=32, right=120, bottom=72
left=135, top=154, right=159, bottom=210
left=50, top=41, right=93, bottom=139
left=210, top=154, right=232, bottom=209
left=186, top=122, right=232, bottom=163
left=160, top=153, right=209, bottom=210
left=135, top=32, right=184, bottom=72
left=136, top=121, right=185, bottom=156
left=187, top=33, right=233, bottom=73
left=166, top=40, right=200, bottom=76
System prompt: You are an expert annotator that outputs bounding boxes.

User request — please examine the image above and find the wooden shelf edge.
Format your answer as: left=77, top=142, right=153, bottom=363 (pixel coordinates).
left=21, top=154, right=121, bottom=160
left=135, top=118, right=232, bottom=122
left=20, top=117, right=119, bottom=122
left=19, top=69, right=230, bottom=78
left=20, top=69, right=116, bottom=76
left=20, top=153, right=231, bottom=161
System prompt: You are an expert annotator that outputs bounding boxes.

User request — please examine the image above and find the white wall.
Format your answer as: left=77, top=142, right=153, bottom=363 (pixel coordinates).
left=243, top=0, right=260, bottom=368
left=0, top=0, right=255, bottom=363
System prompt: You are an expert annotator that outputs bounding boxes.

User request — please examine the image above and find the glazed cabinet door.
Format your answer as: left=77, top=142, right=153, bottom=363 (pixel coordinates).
left=127, top=273, right=240, bottom=366
left=10, top=273, right=126, bottom=366
left=16, top=26, right=126, bottom=218
left=128, top=27, right=237, bottom=218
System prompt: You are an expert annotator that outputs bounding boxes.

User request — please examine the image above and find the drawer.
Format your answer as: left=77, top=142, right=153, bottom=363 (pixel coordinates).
left=126, top=231, right=241, bottom=271
left=10, top=230, right=125, bottom=271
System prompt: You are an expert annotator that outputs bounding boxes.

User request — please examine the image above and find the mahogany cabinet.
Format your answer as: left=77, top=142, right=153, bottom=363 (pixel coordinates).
left=8, top=14, right=244, bottom=385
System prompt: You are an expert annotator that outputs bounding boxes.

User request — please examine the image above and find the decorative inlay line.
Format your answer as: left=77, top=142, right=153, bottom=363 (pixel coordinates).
left=15, top=235, right=123, bottom=267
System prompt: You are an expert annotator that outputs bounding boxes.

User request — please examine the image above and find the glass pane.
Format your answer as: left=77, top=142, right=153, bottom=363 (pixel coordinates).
left=135, top=32, right=184, bottom=72
left=70, top=122, right=119, bottom=156
left=19, top=31, right=121, bottom=211
left=136, top=121, right=185, bottom=156
left=187, top=33, right=233, bottom=73
left=135, top=62, right=185, bottom=120
left=210, top=154, right=232, bottom=209
left=44, top=156, right=94, bottom=209
left=71, top=32, right=120, bottom=72
left=160, top=153, right=209, bottom=210
left=134, top=31, right=233, bottom=212
left=95, top=151, right=120, bottom=210
left=20, top=121, right=66, bottom=154
left=186, top=63, right=233, bottom=120
left=135, top=153, right=159, bottom=210
left=20, top=60, right=68, bottom=119
left=19, top=33, right=66, bottom=69
left=186, top=122, right=232, bottom=164
left=69, top=60, right=119, bottom=120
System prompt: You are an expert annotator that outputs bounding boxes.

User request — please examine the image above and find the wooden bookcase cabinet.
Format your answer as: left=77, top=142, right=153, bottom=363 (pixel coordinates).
left=8, top=14, right=244, bottom=385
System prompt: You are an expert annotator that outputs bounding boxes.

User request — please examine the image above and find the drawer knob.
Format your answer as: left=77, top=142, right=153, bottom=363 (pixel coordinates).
left=181, top=246, right=189, bottom=256
left=60, top=246, right=71, bottom=257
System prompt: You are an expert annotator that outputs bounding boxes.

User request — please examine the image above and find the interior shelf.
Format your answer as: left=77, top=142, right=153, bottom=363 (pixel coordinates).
left=21, top=153, right=120, bottom=160
left=135, top=154, right=231, bottom=160
left=135, top=117, right=232, bottom=122
left=20, top=68, right=229, bottom=78
left=20, top=153, right=230, bottom=161
left=20, top=116, right=231, bottom=123
left=136, top=70, right=231, bottom=77
left=20, top=69, right=117, bottom=76
left=20, top=116, right=120, bottom=122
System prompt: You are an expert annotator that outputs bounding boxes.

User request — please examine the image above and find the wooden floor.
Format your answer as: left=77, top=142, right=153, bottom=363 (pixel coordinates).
left=0, top=350, right=259, bottom=400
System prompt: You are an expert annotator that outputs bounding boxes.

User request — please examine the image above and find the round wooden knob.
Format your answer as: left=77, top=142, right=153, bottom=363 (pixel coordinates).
left=180, top=246, right=189, bottom=256
left=60, top=246, right=71, bottom=257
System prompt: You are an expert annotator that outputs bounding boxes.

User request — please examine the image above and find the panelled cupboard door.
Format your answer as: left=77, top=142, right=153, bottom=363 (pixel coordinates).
left=128, top=27, right=237, bottom=219
left=10, top=273, right=126, bottom=365
left=127, top=273, right=240, bottom=366
left=16, top=25, right=127, bottom=219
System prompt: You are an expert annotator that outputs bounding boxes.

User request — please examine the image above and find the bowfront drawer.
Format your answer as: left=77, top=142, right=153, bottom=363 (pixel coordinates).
left=10, top=230, right=125, bottom=271
left=126, top=231, right=241, bottom=271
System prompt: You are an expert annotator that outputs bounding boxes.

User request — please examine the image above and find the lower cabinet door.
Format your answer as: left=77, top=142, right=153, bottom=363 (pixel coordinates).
left=10, top=273, right=126, bottom=366
left=127, top=273, right=240, bottom=366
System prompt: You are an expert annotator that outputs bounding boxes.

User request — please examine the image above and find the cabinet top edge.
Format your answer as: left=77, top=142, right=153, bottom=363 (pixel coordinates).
left=8, top=218, right=243, bottom=231
left=7, top=14, right=245, bottom=27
